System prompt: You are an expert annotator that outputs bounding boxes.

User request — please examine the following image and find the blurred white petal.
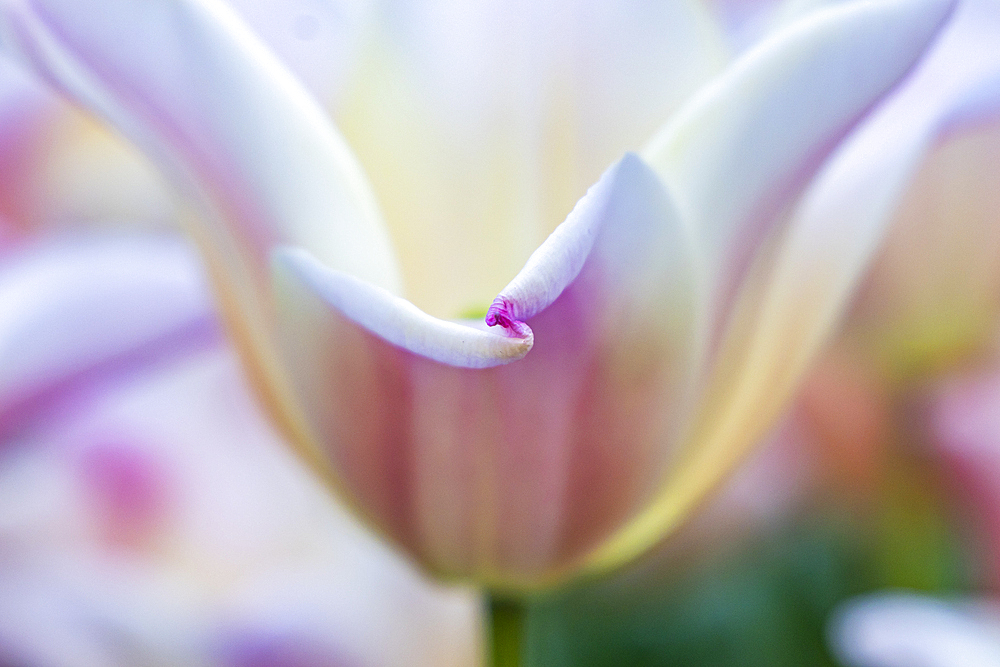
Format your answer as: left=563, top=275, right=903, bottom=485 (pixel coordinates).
left=832, top=593, right=1000, bottom=667
left=228, top=0, right=375, bottom=103
left=685, top=0, right=1000, bottom=537
left=0, top=235, right=213, bottom=426
left=0, top=0, right=399, bottom=288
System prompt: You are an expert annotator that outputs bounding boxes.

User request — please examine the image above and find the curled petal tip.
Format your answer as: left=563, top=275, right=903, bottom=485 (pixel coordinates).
left=485, top=296, right=533, bottom=341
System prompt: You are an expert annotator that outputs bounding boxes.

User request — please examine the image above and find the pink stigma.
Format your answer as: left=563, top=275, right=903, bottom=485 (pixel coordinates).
left=485, top=296, right=531, bottom=339
left=485, top=296, right=512, bottom=327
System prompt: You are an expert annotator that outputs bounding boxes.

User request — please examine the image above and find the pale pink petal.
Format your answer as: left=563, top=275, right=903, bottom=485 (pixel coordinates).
left=272, top=154, right=698, bottom=584
left=0, top=57, right=58, bottom=237
left=932, top=353, right=1000, bottom=585
left=934, top=363, right=1000, bottom=467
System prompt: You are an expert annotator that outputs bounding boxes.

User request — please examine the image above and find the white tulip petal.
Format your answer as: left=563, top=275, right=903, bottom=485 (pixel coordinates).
left=0, top=0, right=407, bottom=469
left=490, top=153, right=696, bottom=320
left=738, top=0, right=1000, bottom=358
left=688, top=0, right=1000, bottom=496
left=644, top=0, right=957, bottom=310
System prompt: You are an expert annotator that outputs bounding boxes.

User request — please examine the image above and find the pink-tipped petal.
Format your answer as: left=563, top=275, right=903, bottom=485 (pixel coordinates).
left=271, top=154, right=698, bottom=585
left=274, top=249, right=533, bottom=369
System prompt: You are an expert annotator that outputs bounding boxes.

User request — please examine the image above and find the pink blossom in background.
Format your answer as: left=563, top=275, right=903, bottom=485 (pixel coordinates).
left=932, top=346, right=1000, bottom=589
left=0, top=235, right=478, bottom=667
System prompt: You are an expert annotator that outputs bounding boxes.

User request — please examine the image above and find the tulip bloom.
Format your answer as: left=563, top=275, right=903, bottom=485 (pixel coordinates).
left=0, top=235, right=478, bottom=667
left=3, top=0, right=999, bottom=590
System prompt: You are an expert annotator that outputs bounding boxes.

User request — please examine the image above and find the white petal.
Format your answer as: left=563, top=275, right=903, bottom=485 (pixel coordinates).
left=0, top=0, right=406, bottom=463
left=492, top=153, right=698, bottom=321
left=644, top=0, right=957, bottom=307
left=272, top=153, right=698, bottom=373
left=268, top=154, right=701, bottom=582
left=685, top=0, right=1000, bottom=517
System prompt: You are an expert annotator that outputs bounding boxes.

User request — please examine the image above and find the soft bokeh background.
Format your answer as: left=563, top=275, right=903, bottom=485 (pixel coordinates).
left=1, top=0, right=1000, bottom=665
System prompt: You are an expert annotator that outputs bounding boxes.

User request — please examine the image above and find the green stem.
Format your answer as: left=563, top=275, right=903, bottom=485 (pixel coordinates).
left=485, top=594, right=526, bottom=667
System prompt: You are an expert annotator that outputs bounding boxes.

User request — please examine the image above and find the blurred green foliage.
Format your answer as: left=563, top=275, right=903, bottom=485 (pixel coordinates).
left=522, top=501, right=969, bottom=667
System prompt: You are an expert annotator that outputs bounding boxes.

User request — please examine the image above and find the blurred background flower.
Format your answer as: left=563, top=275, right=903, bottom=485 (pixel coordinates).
left=832, top=592, right=1000, bottom=667
left=0, top=235, right=479, bottom=667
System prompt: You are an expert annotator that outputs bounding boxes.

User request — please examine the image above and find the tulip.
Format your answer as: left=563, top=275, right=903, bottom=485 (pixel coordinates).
left=2, top=0, right=999, bottom=595
left=0, top=234, right=478, bottom=667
